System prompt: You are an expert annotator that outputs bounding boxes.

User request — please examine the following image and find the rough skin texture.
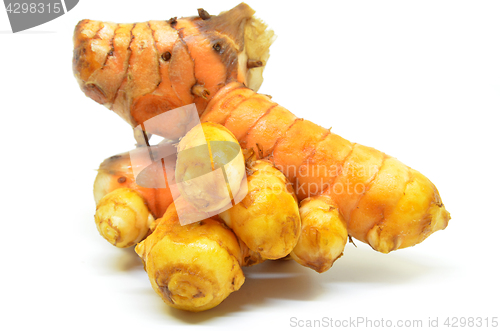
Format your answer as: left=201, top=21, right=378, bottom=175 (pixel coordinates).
left=72, top=3, right=275, bottom=132
left=202, top=82, right=451, bottom=253
left=82, top=3, right=452, bottom=313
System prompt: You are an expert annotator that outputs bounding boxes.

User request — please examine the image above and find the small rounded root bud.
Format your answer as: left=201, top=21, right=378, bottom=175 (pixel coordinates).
left=213, top=43, right=222, bottom=52
left=83, top=83, right=107, bottom=105
left=161, top=51, right=171, bottom=61
left=197, top=8, right=211, bottom=20
left=95, top=188, right=154, bottom=248
left=191, top=84, right=210, bottom=99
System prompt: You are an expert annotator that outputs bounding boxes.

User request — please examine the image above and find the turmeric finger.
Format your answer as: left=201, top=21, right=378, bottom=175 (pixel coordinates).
left=73, top=3, right=275, bottom=133
left=290, top=195, right=347, bottom=273
left=135, top=204, right=244, bottom=312
left=95, top=188, right=154, bottom=248
left=219, top=160, right=301, bottom=260
left=202, top=83, right=451, bottom=253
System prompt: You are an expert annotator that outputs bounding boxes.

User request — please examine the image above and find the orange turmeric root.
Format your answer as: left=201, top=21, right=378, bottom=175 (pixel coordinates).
left=73, top=3, right=275, bottom=137
left=94, top=150, right=266, bottom=267
left=135, top=204, right=245, bottom=312
left=80, top=3, right=450, bottom=255
left=94, top=81, right=450, bottom=254
left=93, top=151, right=175, bottom=219
left=201, top=82, right=451, bottom=253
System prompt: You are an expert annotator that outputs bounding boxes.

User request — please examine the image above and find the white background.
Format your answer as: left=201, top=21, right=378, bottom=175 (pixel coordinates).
left=1, top=1, right=499, bottom=330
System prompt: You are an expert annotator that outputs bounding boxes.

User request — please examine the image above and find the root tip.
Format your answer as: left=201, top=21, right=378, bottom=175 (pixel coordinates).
left=247, top=59, right=263, bottom=69
left=192, top=84, right=210, bottom=99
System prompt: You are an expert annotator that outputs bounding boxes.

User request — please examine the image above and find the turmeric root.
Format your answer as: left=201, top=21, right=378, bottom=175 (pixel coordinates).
left=95, top=188, right=154, bottom=248
left=73, top=3, right=275, bottom=135
left=93, top=151, right=174, bottom=219
left=175, top=122, right=300, bottom=259
left=79, top=1, right=453, bottom=312
left=94, top=79, right=450, bottom=255
left=290, top=195, right=347, bottom=272
left=93, top=148, right=265, bottom=268
left=201, top=82, right=451, bottom=253
left=219, top=159, right=301, bottom=260
left=135, top=203, right=244, bottom=312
